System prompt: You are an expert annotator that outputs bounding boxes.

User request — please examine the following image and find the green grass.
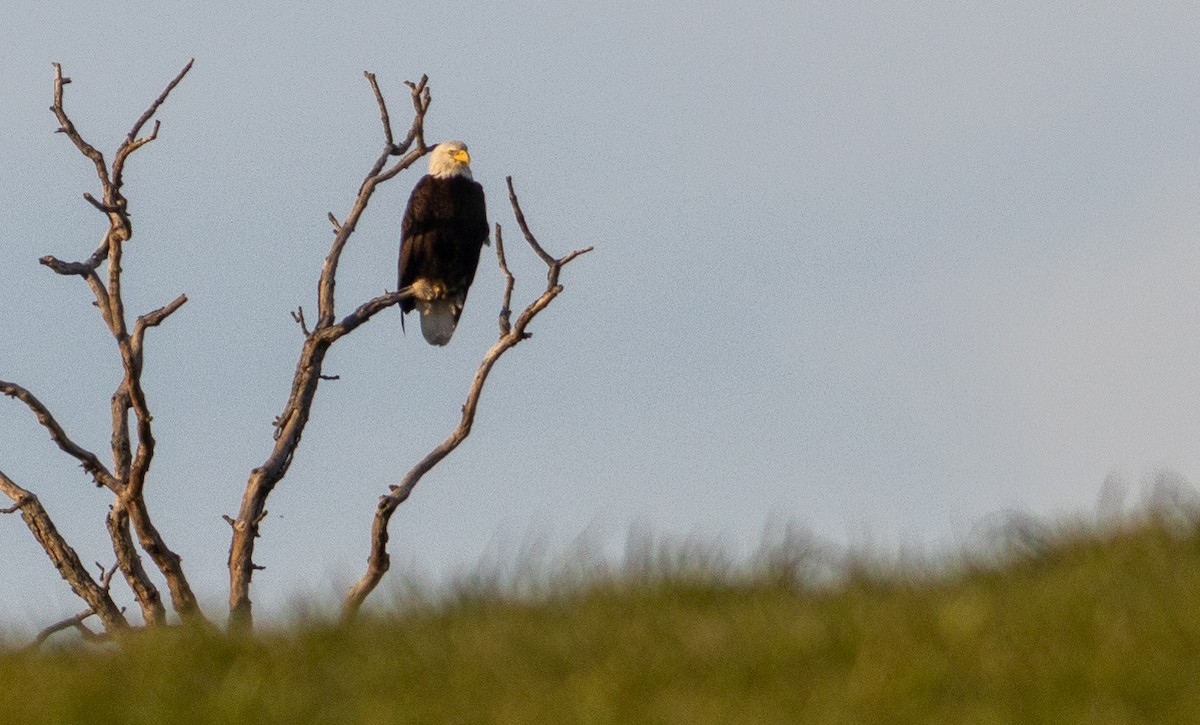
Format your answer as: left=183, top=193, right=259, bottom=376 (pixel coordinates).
left=4, top=509, right=1200, bottom=723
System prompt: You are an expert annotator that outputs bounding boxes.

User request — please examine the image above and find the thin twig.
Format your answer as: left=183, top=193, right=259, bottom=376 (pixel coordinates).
left=112, top=59, right=195, bottom=191
left=24, top=610, right=99, bottom=651
left=505, top=177, right=557, bottom=268
left=83, top=193, right=121, bottom=214
left=364, top=71, right=394, bottom=149
left=123, top=119, right=161, bottom=155
left=494, top=224, right=515, bottom=336
left=291, top=307, right=311, bottom=336
left=50, top=63, right=111, bottom=191
left=132, top=294, right=188, bottom=359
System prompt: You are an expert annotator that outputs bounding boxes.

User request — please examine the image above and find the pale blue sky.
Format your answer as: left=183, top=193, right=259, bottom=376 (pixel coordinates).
left=3, top=2, right=1200, bottom=629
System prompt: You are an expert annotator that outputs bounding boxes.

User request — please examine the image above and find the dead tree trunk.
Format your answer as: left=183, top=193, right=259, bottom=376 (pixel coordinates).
left=1, top=60, right=208, bottom=638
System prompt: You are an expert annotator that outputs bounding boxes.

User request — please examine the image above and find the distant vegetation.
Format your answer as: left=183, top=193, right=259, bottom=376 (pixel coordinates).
left=3, top=499, right=1199, bottom=723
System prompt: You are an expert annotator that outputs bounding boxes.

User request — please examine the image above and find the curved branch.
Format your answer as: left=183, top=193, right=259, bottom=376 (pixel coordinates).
left=132, top=293, right=188, bottom=361
left=342, top=180, right=593, bottom=620
left=494, top=225, right=516, bottom=336
left=505, top=176, right=558, bottom=268
left=0, top=380, right=120, bottom=492
left=25, top=609, right=100, bottom=651
left=50, top=63, right=111, bottom=192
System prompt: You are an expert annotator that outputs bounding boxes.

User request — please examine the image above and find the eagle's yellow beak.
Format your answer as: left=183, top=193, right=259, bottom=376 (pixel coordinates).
left=452, top=149, right=471, bottom=164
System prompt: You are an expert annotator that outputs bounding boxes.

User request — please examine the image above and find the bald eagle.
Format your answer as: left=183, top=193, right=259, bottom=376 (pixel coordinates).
left=398, top=141, right=489, bottom=346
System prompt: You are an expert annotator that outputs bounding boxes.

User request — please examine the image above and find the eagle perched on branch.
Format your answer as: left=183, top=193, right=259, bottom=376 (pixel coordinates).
left=398, top=141, right=490, bottom=346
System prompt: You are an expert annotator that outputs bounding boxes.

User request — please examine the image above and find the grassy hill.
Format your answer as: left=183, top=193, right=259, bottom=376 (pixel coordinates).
left=3, top=506, right=1200, bottom=723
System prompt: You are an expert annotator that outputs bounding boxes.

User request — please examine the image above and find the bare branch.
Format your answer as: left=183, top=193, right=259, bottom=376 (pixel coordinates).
left=329, top=290, right=410, bottom=337
left=291, top=307, right=311, bottom=336
left=0, top=380, right=120, bottom=492
left=123, top=119, right=161, bottom=155
left=49, top=62, right=111, bottom=191
left=494, top=224, right=515, bottom=336
left=112, top=59, right=195, bottom=191
left=505, top=176, right=557, bottom=268
left=342, top=182, right=592, bottom=620
left=0, top=469, right=127, bottom=632
left=364, top=71, right=395, bottom=149
left=137, top=293, right=188, bottom=329
left=374, top=76, right=431, bottom=183
left=377, top=146, right=429, bottom=184
left=39, top=244, right=110, bottom=277
left=83, top=192, right=121, bottom=214
left=313, top=75, right=430, bottom=329
left=127, top=497, right=208, bottom=626
left=22, top=562, right=118, bottom=650
left=127, top=61, right=193, bottom=142
left=118, top=296, right=208, bottom=625
left=24, top=610, right=98, bottom=651
left=131, top=294, right=188, bottom=359
left=557, top=247, right=594, bottom=267
left=401, top=75, right=430, bottom=154
left=97, top=560, right=119, bottom=590
left=229, top=73, right=431, bottom=631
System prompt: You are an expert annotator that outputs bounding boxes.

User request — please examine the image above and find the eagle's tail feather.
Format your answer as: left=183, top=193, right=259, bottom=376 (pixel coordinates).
left=418, top=298, right=459, bottom=346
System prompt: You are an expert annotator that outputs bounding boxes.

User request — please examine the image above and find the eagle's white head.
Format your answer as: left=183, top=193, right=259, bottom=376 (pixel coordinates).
left=428, top=140, right=473, bottom=180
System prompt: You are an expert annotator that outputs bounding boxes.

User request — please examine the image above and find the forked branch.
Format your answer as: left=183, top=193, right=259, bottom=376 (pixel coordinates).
left=226, top=71, right=430, bottom=632
left=341, top=177, right=593, bottom=620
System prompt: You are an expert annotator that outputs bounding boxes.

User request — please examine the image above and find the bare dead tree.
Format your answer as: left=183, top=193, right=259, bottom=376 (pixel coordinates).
left=8, top=62, right=593, bottom=639
left=1, top=61, right=207, bottom=638
left=341, top=177, right=593, bottom=621
left=224, top=72, right=431, bottom=632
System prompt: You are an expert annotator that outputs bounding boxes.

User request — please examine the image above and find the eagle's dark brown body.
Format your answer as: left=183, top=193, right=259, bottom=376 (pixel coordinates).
left=398, top=172, right=489, bottom=345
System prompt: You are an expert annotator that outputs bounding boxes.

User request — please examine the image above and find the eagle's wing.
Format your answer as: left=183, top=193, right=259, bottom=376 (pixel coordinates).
left=464, top=181, right=490, bottom=248
left=448, top=180, right=490, bottom=317
left=399, top=176, right=436, bottom=315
